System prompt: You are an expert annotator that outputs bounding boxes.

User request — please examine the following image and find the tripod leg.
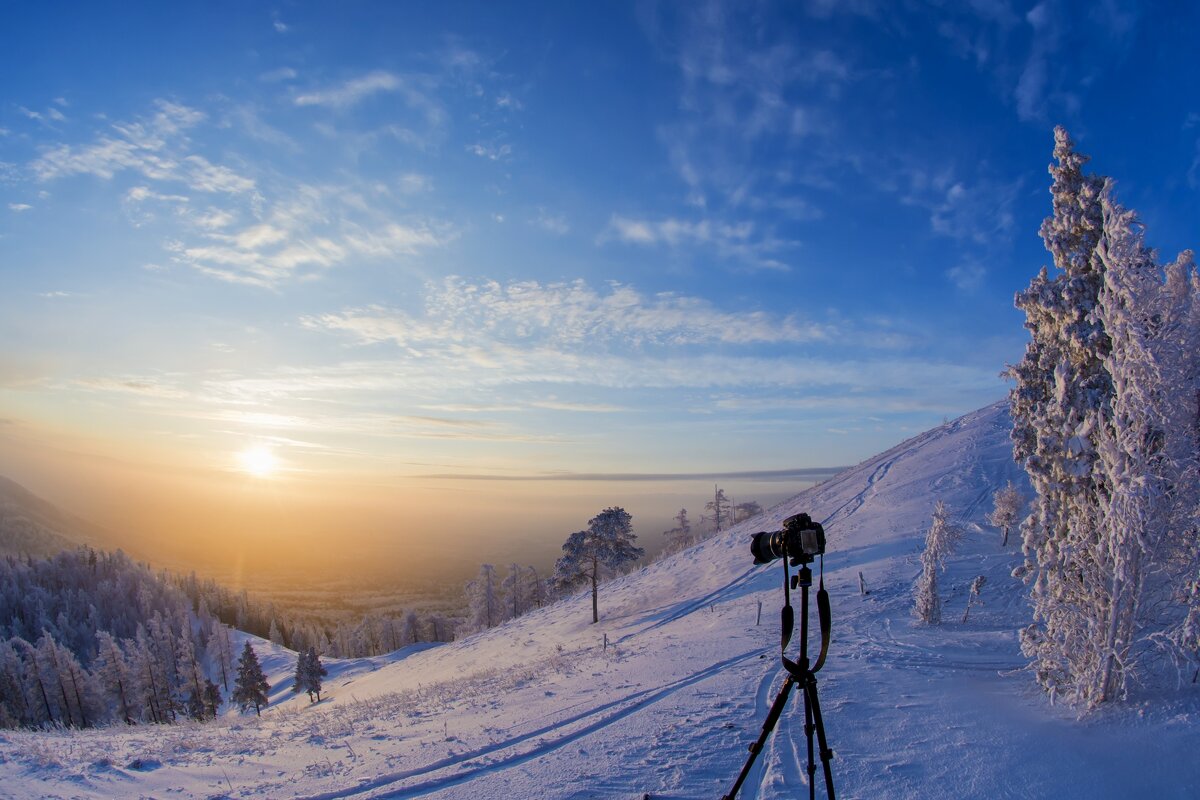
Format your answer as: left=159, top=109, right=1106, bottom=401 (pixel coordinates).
left=803, top=677, right=816, bottom=800
left=803, top=678, right=836, bottom=800
left=722, top=676, right=795, bottom=800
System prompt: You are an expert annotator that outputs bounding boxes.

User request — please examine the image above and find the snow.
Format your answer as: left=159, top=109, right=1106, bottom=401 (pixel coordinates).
left=2, top=401, right=1198, bottom=798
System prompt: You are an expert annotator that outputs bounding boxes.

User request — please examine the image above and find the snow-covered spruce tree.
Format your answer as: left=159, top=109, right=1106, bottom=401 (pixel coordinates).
left=92, top=631, right=134, bottom=724
left=1011, top=128, right=1200, bottom=705
left=465, top=563, right=502, bottom=632
left=206, top=624, right=234, bottom=691
left=233, top=641, right=270, bottom=716
left=1009, top=127, right=1115, bottom=704
left=1093, top=190, right=1200, bottom=698
left=554, top=507, right=644, bottom=624
left=912, top=501, right=962, bottom=625
left=988, top=482, right=1025, bottom=547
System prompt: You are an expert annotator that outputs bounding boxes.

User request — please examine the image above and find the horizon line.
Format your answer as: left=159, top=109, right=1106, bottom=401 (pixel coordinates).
left=416, top=466, right=848, bottom=482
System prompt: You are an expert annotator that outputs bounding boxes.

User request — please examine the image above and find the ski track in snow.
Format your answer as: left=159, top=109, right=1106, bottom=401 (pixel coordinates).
left=295, top=650, right=761, bottom=800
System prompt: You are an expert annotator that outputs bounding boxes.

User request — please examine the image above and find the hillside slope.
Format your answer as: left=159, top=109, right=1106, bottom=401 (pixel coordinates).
left=0, top=475, right=103, bottom=558
left=3, top=402, right=1199, bottom=799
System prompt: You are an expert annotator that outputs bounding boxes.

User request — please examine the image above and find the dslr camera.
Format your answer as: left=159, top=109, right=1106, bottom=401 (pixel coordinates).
left=750, top=513, right=826, bottom=565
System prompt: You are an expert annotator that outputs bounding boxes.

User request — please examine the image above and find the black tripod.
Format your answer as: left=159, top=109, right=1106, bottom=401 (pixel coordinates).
left=722, top=552, right=835, bottom=800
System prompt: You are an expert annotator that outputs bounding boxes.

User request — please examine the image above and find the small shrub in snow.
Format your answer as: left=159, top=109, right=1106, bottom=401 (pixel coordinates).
left=913, top=501, right=962, bottom=626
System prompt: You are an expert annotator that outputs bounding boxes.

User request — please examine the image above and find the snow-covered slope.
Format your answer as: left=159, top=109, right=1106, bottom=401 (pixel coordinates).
left=4, top=402, right=1199, bottom=799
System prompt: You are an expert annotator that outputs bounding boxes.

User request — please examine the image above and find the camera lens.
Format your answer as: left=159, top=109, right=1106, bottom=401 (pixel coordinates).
left=750, top=531, right=781, bottom=564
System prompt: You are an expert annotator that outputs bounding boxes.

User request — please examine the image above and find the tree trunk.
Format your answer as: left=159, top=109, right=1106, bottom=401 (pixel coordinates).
left=590, top=555, right=599, bottom=624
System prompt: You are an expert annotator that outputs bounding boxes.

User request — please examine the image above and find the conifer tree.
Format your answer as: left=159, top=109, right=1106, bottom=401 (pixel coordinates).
left=233, top=642, right=270, bottom=716
left=704, top=487, right=729, bottom=533
left=206, top=624, right=234, bottom=691
left=291, top=646, right=326, bottom=702
left=1011, top=128, right=1200, bottom=705
left=92, top=631, right=134, bottom=724
left=304, top=647, right=326, bottom=702
left=663, top=508, right=692, bottom=553
left=554, top=507, right=644, bottom=624
left=204, top=679, right=222, bottom=718
left=1009, top=127, right=1114, bottom=703
left=291, top=649, right=310, bottom=699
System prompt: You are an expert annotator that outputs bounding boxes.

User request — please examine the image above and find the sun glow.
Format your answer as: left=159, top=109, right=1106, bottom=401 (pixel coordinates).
left=237, top=446, right=279, bottom=478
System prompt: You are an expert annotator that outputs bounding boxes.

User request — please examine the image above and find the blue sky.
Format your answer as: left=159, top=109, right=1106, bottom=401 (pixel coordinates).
left=1, top=1, right=1198, bottom=573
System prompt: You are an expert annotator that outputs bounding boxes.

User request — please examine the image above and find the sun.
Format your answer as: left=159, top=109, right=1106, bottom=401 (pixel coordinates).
left=236, top=446, right=279, bottom=478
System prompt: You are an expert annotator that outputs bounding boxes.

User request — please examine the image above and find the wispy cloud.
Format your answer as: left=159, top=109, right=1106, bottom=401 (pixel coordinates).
left=531, top=209, right=569, bottom=235
left=7, top=203, right=32, bottom=212
left=75, top=376, right=191, bottom=400
left=294, top=70, right=403, bottom=109
left=304, top=276, right=831, bottom=350
left=170, top=207, right=451, bottom=288
left=946, top=260, right=987, bottom=292
left=30, top=100, right=258, bottom=200
left=466, top=142, right=512, bottom=161
left=259, top=67, right=298, bottom=83
left=600, top=214, right=792, bottom=271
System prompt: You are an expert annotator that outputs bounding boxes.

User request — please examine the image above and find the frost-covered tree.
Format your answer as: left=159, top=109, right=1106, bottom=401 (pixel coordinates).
left=233, top=642, right=269, bottom=716
left=525, top=565, right=547, bottom=609
left=501, top=563, right=527, bottom=620
left=268, top=619, right=285, bottom=647
left=1091, top=190, right=1200, bottom=700
left=554, top=507, right=644, bottom=624
left=733, top=501, right=763, bottom=524
left=401, top=610, right=422, bottom=645
left=428, top=613, right=453, bottom=643
left=988, top=482, right=1026, bottom=547
left=704, top=487, right=729, bottom=533
left=663, top=508, right=693, bottom=553
left=1011, top=128, right=1200, bottom=705
left=0, top=640, right=34, bottom=727
left=962, top=576, right=987, bottom=623
left=92, top=631, right=134, bottom=724
left=206, top=624, right=234, bottom=691
left=465, top=564, right=501, bottom=632
left=1008, top=127, right=1115, bottom=704
left=912, top=501, right=962, bottom=626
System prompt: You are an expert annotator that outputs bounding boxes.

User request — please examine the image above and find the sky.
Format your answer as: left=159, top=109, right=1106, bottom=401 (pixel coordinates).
left=2, top=0, right=1199, bottom=583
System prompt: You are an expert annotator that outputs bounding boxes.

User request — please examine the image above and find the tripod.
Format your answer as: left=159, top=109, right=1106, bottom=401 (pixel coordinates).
left=722, top=552, right=835, bottom=800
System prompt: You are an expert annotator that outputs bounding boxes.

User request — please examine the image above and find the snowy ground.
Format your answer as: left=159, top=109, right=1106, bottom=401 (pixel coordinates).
left=2, top=401, right=1198, bottom=799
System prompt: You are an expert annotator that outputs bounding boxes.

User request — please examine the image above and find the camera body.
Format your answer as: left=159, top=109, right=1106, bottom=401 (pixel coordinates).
left=750, top=513, right=826, bottom=565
